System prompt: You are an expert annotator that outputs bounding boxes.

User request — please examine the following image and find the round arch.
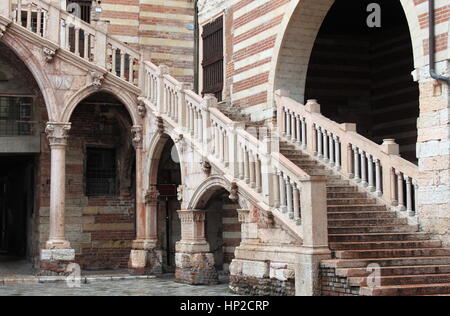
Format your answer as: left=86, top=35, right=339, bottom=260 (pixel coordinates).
left=187, top=175, right=250, bottom=210
left=269, top=0, right=424, bottom=106
left=61, top=83, right=140, bottom=125
left=1, top=33, right=58, bottom=121
left=146, top=130, right=186, bottom=189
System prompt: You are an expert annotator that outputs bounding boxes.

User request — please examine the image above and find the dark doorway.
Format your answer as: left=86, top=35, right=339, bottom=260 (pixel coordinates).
left=0, top=155, right=35, bottom=258
left=305, top=0, right=419, bottom=163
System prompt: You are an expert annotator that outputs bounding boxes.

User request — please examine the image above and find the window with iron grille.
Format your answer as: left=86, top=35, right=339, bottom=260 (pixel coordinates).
left=86, top=148, right=117, bottom=196
left=0, top=96, right=33, bottom=136
left=202, top=16, right=224, bottom=102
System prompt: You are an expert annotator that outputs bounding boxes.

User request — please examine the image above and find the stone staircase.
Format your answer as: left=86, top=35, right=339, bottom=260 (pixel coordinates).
left=280, top=141, right=450, bottom=296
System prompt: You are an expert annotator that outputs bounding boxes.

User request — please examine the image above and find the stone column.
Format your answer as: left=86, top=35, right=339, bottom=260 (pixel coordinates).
left=40, top=123, right=75, bottom=275
left=129, top=127, right=162, bottom=275
left=175, top=210, right=218, bottom=285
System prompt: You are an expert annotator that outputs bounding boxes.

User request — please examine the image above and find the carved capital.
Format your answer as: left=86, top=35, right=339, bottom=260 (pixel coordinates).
left=178, top=210, right=206, bottom=224
left=131, top=126, right=143, bottom=149
left=90, top=71, right=104, bottom=89
left=45, top=123, right=71, bottom=147
left=237, top=209, right=251, bottom=224
left=145, top=186, right=160, bottom=205
left=43, top=47, right=56, bottom=63
left=156, top=117, right=164, bottom=135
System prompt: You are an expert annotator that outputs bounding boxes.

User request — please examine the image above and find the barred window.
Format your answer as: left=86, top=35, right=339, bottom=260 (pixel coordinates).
left=86, top=148, right=117, bottom=196
left=0, top=96, right=33, bottom=136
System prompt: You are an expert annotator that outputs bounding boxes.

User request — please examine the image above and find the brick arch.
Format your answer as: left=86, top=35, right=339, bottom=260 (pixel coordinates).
left=61, top=83, right=140, bottom=125
left=269, top=0, right=425, bottom=105
left=187, top=175, right=250, bottom=210
left=0, top=33, right=58, bottom=121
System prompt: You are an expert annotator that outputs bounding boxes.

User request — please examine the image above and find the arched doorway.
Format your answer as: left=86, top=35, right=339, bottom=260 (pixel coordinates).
left=176, top=179, right=242, bottom=285
left=154, top=136, right=182, bottom=272
left=67, top=92, right=136, bottom=270
left=0, top=41, right=46, bottom=268
left=275, top=0, right=420, bottom=163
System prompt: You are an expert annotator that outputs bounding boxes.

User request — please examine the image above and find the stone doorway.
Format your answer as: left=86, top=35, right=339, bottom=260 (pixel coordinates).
left=0, top=155, right=35, bottom=260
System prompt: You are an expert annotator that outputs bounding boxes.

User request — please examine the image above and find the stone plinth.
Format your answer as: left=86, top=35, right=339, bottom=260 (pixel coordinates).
left=38, top=249, right=76, bottom=276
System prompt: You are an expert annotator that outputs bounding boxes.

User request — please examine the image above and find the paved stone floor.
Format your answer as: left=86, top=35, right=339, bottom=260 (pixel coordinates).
left=0, top=275, right=238, bottom=296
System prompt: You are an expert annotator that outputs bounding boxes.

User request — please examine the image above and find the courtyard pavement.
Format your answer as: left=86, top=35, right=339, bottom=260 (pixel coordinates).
left=0, top=274, right=238, bottom=296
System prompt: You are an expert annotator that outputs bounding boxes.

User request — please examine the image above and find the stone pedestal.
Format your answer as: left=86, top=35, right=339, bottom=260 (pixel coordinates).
left=128, top=240, right=163, bottom=275
left=295, top=247, right=331, bottom=296
left=175, top=210, right=218, bottom=285
left=38, top=249, right=76, bottom=276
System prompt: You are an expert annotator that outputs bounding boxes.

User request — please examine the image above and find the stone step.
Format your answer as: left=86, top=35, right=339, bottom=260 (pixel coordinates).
left=348, top=274, right=450, bottom=287
left=328, top=211, right=395, bottom=220
left=327, top=198, right=377, bottom=205
left=328, top=225, right=418, bottom=235
left=327, top=192, right=368, bottom=199
left=322, top=256, right=450, bottom=269
left=334, top=265, right=450, bottom=278
left=328, top=232, right=430, bottom=243
left=328, top=205, right=387, bottom=213
left=326, top=186, right=358, bottom=193
left=329, top=240, right=443, bottom=251
left=335, top=248, right=450, bottom=260
left=359, top=283, right=450, bottom=296
left=326, top=180, right=350, bottom=186
left=328, top=218, right=408, bottom=227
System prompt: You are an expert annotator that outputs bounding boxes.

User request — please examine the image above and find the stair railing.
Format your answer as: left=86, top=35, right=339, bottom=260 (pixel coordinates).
left=140, top=62, right=330, bottom=248
left=275, top=90, right=419, bottom=217
left=3, top=0, right=140, bottom=86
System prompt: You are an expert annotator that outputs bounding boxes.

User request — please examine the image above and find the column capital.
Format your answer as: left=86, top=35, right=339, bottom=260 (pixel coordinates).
left=145, top=186, right=160, bottom=205
left=177, top=209, right=206, bottom=223
left=131, top=125, right=143, bottom=149
left=45, top=122, right=71, bottom=147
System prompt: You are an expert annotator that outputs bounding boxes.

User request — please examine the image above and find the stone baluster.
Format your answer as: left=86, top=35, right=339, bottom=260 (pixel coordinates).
left=367, top=155, right=375, bottom=192
left=239, top=146, right=245, bottom=180
left=285, top=175, right=293, bottom=216
left=286, top=109, right=291, bottom=139
left=36, top=7, right=42, bottom=36
left=244, top=149, right=250, bottom=184
left=296, top=115, right=302, bottom=147
left=273, top=172, right=280, bottom=208
left=279, top=171, right=287, bottom=213
left=65, top=24, right=71, bottom=51
left=375, top=159, right=382, bottom=196
left=316, top=126, right=323, bottom=158
left=219, top=128, right=224, bottom=162
left=293, top=183, right=301, bottom=225
left=17, top=0, right=22, bottom=26
left=26, top=4, right=31, bottom=30
left=347, top=144, right=354, bottom=178
left=301, top=117, right=307, bottom=149
left=255, top=156, right=262, bottom=193
left=120, top=52, right=125, bottom=79
left=249, top=152, right=256, bottom=189
left=360, top=149, right=367, bottom=187
left=111, top=47, right=117, bottom=74
left=405, top=175, right=413, bottom=216
left=397, top=171, right=406, bottom=211
left=291, top=113, right=297, bottom=143
left=74, top=27, right=80, bottom=56
left=128, top=57, right=134, bottom=83
left=323, top=129, right=329, bottom=162
left=413, top=181, right=418, bottom=217
left=189, top=107, right=195, bottom=136
left=84, top=33, right=89, bottom=60
left=328, top=132, right=334, bottom=167
left=214, top=124, right=220, bottom=157
left=334, top=136, right=341, bottom=170
left=223, top=132, right=229, bottom=166
left=390, top=168, right=398, bottom=206
left=353, top=146, right=361, bottom=183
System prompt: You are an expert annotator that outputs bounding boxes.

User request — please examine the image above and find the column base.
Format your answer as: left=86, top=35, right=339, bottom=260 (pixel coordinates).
left=128, top=248, right=163, bottom=275
left=38, top=248, right=76, bottom=276
left=175, top=241, right=218, bottom=285
left=45, top=239, right=71, bottom=250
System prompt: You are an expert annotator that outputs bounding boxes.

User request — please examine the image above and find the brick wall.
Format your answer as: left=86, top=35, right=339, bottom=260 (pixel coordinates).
left=320, top=267, right=360, bottom=296
left=101, top=0, right=195, bottom=83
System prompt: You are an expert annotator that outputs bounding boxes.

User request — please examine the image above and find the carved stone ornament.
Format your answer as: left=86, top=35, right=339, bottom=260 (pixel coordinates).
left=0, top=25, right=6, bottom=38
left=229, top=182, right=239, bottom=201
left=156, top=117, right=164, bottom=134
left=177, top=185, right=184, bottom=201
left=43, top=47, right=56, bottom=63
left=131, top=126, right=143, bottom=149
left=200, top=160, right=211, bottom=175
left=137, top=100, right=147, bottom=118
left=90, top=71, right=104, bottom=89
left=45, top=123, right=71, bottom=147
left=174, top=134, right=184, bottom=144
